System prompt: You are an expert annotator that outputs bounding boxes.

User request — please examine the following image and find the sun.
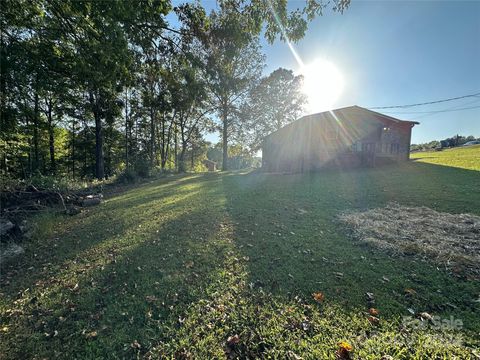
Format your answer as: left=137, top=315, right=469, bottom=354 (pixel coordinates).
left=300, top=59, right=344, bottom=113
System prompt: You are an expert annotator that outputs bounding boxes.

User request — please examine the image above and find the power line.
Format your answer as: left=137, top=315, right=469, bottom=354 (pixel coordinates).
left=382, top=105, right=480, bottom=115
left=368, top=92, right=480, bottom=109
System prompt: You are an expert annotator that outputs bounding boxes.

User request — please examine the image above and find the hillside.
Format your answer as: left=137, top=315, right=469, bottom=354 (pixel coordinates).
left=411, top=144, right=480, bottom=171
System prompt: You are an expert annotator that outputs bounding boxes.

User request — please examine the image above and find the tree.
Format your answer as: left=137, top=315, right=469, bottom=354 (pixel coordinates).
left=241, top=68, right=306, bottom=150
left=1, top=0, right=350, bottom=180
left=201, top=7, right=264, bottom=170
left=41, top=0, right=172, bottom=179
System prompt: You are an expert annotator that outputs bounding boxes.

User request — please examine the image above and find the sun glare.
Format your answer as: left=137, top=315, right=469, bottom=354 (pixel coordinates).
left=300, top=59, right=344, bottom=113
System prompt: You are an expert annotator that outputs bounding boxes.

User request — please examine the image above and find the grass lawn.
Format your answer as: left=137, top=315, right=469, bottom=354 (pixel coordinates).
left=1, top=151, right=479, bottom=359
left=411, top=144, right=480, bottom=171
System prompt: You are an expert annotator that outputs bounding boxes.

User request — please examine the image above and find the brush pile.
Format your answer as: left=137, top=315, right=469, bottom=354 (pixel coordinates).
left=0, top=184, right=104, bottom=263
left=1, top=185, right=103, bottom=217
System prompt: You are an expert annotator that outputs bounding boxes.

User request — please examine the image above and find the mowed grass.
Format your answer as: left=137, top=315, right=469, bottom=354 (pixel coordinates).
left=1, top=157, right=479, bottom=358
left=411, top=144, right=480, bottom=171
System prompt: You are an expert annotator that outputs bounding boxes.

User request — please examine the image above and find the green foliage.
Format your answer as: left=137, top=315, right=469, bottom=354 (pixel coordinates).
left=1, top=0, right=349, bottom=179
left=411, top=135, right=479, bottom=152
left=0, top=172, right=91, bottom=193
left=133, top=157, right=152, bottom=178
left=200, top=6, right=265, bottom=170
left=240, top=67, right=307, bottom=150
left=115, top=168, right=137, bottom=184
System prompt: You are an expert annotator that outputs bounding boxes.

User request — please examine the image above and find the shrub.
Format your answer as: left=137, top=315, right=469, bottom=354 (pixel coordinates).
left=133, top=158, right=151, bottom=178
left=116, top=168, right=137, bottom=184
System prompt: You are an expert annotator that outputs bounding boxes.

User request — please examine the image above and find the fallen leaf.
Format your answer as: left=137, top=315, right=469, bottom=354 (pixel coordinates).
left=85, top=331, right=97, bottom=339
left=131, top=340, right=141, bottom=349
left=287, top=350, right=303, bottom=360
left=145, top=295, right=158, bottom=303
left=333, top=272, right=344, bottom=278
left=368, top=308, right=379, bottom=316
left=312, top=292, right=325, bottom=303
left=418, top=312, right=433, bottom=321
left=338, top=341, right=353, bottom=351
left=336, top=341, right=353, bottom=359
left=226, top=334, right=240, bottom=347
left=405, top=288, right=417, bottom=296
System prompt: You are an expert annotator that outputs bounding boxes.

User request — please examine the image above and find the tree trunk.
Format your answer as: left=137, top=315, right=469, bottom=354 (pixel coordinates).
left=222, top=105, right=228, bottom=171
left=191, top=143, right=194, bottom=169
left=24, top=106, right=32, bottom=175
left=179, top=141, right=187, bottom=173
left=124, top=89, right=129, bottom=171
left=95, top=119, right=104, bottom=179
left=89, top=91, right=104, bottom=180
left=174, top=123, right=178, bottom=172
left=160, top=115, right=165, bottom=170
left=46, top=99, right=55, bottom=174
left=178, top=122, right=187, bottom=172
left=33, top=91, right=40, bottom=172
left=150, top=105, right=155, bottom=168
left=83, top=127, right=88, bottom=177
left=71, top=119, right=75, bottom=179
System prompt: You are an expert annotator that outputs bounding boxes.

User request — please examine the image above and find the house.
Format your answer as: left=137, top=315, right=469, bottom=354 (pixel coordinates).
left=203, top=159, right=217, bottom=172
left=262, top=106, right=419, bottom=172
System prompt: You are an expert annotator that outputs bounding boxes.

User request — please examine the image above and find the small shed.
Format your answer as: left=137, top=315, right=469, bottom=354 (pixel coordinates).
left=203, top=159, right=217, bottom=172
left=262, top=106, right=419, bottom=172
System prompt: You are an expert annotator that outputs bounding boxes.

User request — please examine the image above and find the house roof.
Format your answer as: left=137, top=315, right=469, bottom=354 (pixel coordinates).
left=263, top=105, right=419, bottom=141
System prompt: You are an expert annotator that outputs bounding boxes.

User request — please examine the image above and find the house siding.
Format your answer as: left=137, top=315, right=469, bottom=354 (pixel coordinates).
left=262, top=107, right=417, bottom=173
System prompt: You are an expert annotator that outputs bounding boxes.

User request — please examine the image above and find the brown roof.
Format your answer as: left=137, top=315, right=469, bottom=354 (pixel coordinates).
left=264, top=105, right=419, bottom=141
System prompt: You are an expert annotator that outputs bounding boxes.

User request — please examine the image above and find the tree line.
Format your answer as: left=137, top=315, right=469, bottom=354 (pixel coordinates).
left=1, top=0, right=349, bottom=181
left=411, top=135, right=480, bottom=152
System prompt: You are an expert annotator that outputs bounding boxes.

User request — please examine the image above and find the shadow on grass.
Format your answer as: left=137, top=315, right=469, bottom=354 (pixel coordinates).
left=0, top=173, right=221, bottom=296
left=222, top=162, right=480, bottom=331
left=1, top=163, right=478, bottom=358
left=0, top=172, right=234, bottom=359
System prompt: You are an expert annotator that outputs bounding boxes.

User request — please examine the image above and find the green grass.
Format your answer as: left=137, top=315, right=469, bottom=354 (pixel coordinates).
left=1, top=158, right=479, bottom=359
left=411, top=144, right=480, bottom=171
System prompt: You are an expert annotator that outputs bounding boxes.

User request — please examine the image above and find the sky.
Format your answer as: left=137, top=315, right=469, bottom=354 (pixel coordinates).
left=170, top=0, right=480, bottom=144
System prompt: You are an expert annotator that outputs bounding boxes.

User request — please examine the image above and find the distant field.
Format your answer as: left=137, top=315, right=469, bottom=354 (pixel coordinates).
left=1, top=155, right=479, bottom=358
left=411, top=144, right=480, bottom=171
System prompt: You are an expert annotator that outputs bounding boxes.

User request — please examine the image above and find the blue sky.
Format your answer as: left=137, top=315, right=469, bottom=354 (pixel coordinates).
left=170, top=1, right=480, bottom=144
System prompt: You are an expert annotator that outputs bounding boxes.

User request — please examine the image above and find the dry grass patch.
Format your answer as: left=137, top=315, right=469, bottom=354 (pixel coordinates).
left=339, top=203, right=480, bottom=279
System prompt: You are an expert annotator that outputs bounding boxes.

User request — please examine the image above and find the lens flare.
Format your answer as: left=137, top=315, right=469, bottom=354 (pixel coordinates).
left=300, top=59, right=344, bottom=113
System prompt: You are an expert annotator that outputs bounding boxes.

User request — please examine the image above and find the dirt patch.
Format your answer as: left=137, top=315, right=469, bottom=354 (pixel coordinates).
left=338, top=203, right=480, bottom=279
